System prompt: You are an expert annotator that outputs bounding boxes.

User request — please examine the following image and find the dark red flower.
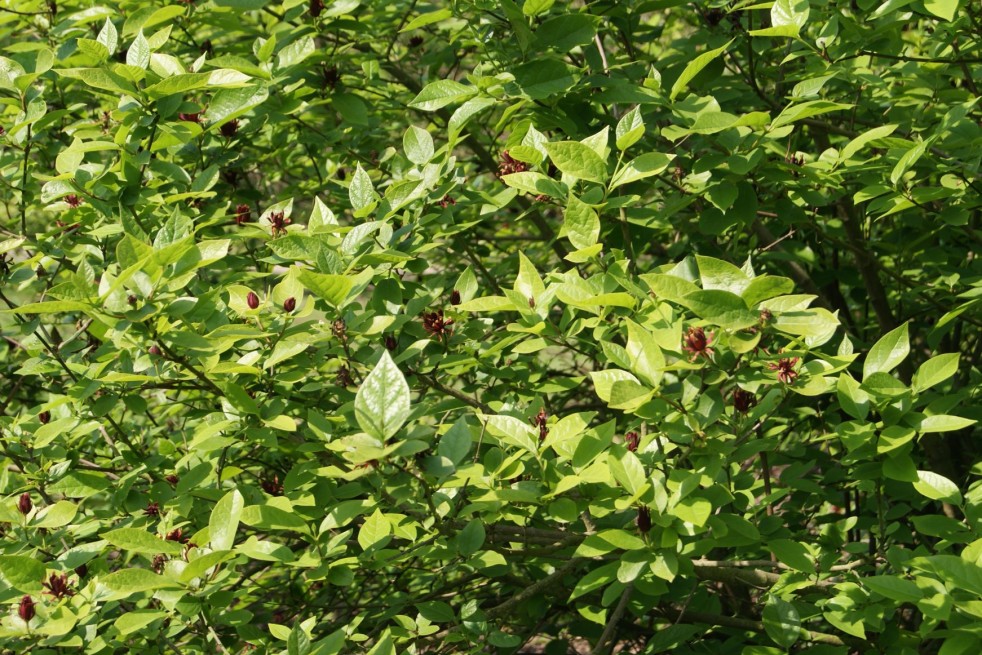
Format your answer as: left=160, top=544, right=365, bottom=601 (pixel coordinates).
left=234, top=203, right=250, bottom=224
left=42, top=572, right=74, bottom=599
left=144, top=502, right=161, bottom=518
left=178, top=112, right=201, bottom=123
left=261, top=475, right=283, bottom=496
left=219, top=119, right=239, bottom=138
left=332, top=318, right=347, bottom=341
left=17, top=492, right=32, bottom=515
left=18, top=595, right=35, bottom=623
left=165, top=474, right=179, bottom=485
left=637, top=506, right=652, bottom=534
left=531, top=408, right=548, bottom=441
left=0, top=125, right=5, bottom=136
left=38, top=411, right=50, bottom=424
left=310, top=0, right=323, bottom=18
left=246, top=291, right=260, bottom=310
left=759, top=308, right=773, bottom=324
left=151, top=554, right=167, bottom=573
left=682, top=326, right=714, bottom=360
left=165, top=528, right=189, bottom=544
left=422, top=310, right=453, bottom=337
left=438, top=195, right=456, bottom=208
left=768, top=357, right=799, bottom=384
left=407, top=35, right=424, bottom=49
left=335, top=365, right=353, bottom=387
left=733, top=389, right=757, bottom=413
left=450, top=289, right=461, bottom=306
left=283, top=297, right=296, bottom=313
left=322, top=65, right=340, bottom=90
left=148, top=345, right=162, bottom=356
left=624, top=431, right=639, bottom=452
left=384, top=335, right=398, bottom=351
left=64, top=194, right=82, bottom=208
left=497, top=150, right=529, bottom=178
left=268, top=210, right=290, bottom=237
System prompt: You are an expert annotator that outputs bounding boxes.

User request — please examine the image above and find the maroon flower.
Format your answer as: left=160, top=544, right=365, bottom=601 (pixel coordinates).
left=624, top=431, right=639, bottom=452
left=384, top=335, right=398, bottom=351
left=0, top=125, right=5, bottom=136
left=310, top=0, right=323, bottom=18
left=219, top=119, right=239, bottom=138
left=497, top=150, right=529, bottom=178
left=64, top=194, right=82, bottom=208
left=637, top=506, right=652, bottom=534
left=165, top=528, right=189, bottom=544
left=151, top=554, right=167, bottom=573
left=422, top=310, right=453, bottom=338
left=165, top=474, right=179, bottom=485
left=332, top=318, right=347, bottom=342
left=18, top=595, right=35, bottom=623
left=144, top=502, right=161, bottom=518
left=283, top=297, right=296, bottom=313
left=235, top=203, right=251, bottom=225
left=178, top=112, right=201, bottom=123
left=42, top=572, right=74, bottom=600
left=733, top=389, right=757, bottom=413
left=127, top=294, right=138, bottom=306
left=450, top=289, right=461, bottom=306
left=438, top=195, right=456, bottom=208
left=246, top=291, right=260, bottom=310
left=335, top=365, right=353, bottom=387
left=268, top=210, right=290, bottom=237
left=531, top=408, right=548, bottom=441
left=17, top=492, right=32, bottom=515
left=148, top=345, right=162, bottom=357
left=38, top=411, right=50, bottom=424
left=682, top=326, right=714, bottom=360
left=759, top=308, right=773, bottom=324
left=768, top=357, right=800, bottom=384
left=322, top=65, right=340, bottom=90
left=407, top=35, right=424, bottom=49
left=261, top=475, right=283, bottom=496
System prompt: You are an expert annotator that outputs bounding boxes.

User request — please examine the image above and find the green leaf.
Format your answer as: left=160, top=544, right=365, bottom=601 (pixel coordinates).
left=609, top=447, right=645, bottom=495
left=101, top=569, right=181, bottom=599
left=277, top=35, right=315, bottom=68
left=408, top=79, right=475, bottom=111
left=763, top=595, right=801, bottom=648
left=768, top=539, right=813, bottom=572
left=923, top=0, right=958, bottom=20
left=913, top=470, right=962, bottom=504
left=625, top=320, right=664, bottom=388
left=349, top=164, right=377, bottom=213
left=457, top=519, right=485, bottom=556
left=98, top=18, right=118, bottom=55
left=679, top=290, right=758, bottom=330
left=298, top=270, right=353, bottom=307
left=126, top=30, right=150, bottom=69
left=564, top=194, right=600, bottom=249
left=863, top=322, right=909, bottom=381
left=839, top=124, right=898, bottom=162
left=771, top=0, right=809, bottom=30
left=32, top=500, right=78, bottom=528
left=543, top=141, right=607, bottom=184
left=354, top=351, right=411, bottom=441
left=609, top=152, right=673, bottom=189
left=837, top=374, right=870, bottom=421
left=209, top=489, right=244, bottom=551
left=670, top=39, right=733, bottom=101
left=771, top=100, right=853, bottom=130
left=358, top=509, right=391, bottom=550
left=913, top=353, right=959, bottom=392
left=0, top=555, right=45, bottom=593
left=916, top=415, right=976, bottom=433
left=102, top=528, right=184, bottom=555
left=512, top=57, right=574, bottom=99
left=403, top=125, right=434, bottom=165
left=615, top=106, right=644, bottom=150
left=864, top=576, right=923, bottom=603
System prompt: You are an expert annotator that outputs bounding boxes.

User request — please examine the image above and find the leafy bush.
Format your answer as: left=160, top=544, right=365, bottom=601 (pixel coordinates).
left=1, top=1, right=980, bottom=653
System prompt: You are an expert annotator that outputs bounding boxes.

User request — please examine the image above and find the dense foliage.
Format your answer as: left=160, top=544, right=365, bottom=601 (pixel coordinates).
left=1, top=0, right=980, bottom=653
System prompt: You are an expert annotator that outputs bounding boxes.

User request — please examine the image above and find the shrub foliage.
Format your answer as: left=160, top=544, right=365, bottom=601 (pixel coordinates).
left=0, top=0, right=980, bottom=653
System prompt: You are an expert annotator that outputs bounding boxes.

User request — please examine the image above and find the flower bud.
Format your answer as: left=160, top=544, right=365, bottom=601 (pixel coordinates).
left=38, top=411, right=50, bottom=424
left=637, top=506, right=652, bottom=534
left=17, top=492, right=32, bottom=515
left=247, top=291, right=260, bottom=309
left=283, top=297, right=296, bottom=313
left=18, top=595, right=35, bottom=623
left=450, top=289, right=461, bottom=306
left=148, top=345, right=162, bottom=356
